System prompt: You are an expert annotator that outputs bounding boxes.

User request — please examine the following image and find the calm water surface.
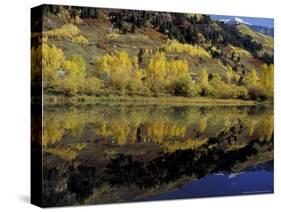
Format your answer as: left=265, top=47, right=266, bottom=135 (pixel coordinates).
left=40, top=104, right=273, bottom=207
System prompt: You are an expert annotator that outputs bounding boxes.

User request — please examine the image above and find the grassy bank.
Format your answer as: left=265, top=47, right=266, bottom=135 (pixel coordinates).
left=43, top=94, right=264, bottom=106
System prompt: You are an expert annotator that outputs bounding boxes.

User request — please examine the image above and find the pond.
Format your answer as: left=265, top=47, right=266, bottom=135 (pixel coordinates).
left=41, top=104, right=273, bottom=207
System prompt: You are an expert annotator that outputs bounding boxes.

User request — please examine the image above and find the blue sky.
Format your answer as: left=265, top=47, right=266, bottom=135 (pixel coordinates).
left=210, top=15, right=274, bottom=28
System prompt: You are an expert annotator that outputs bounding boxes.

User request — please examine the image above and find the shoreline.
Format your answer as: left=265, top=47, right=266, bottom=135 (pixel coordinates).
left=42, top=94, right=271, bottom=106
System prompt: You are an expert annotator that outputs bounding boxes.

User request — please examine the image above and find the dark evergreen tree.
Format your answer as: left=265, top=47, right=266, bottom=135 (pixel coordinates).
left=131, top=24, right=136, bottom=33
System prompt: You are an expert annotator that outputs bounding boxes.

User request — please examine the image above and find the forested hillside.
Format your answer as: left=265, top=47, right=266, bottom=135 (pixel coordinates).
left=32, top=5, right=274, bottom=102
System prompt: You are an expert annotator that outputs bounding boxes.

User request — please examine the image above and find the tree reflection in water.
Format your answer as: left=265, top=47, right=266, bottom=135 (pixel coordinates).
left=40, top=104, right=273, bottom=207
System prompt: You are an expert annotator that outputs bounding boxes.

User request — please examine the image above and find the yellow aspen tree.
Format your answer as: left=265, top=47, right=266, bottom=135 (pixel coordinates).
left=260, top=64, right=274, bottom=97
left=42, top=44, right=65, bottom=88
left=199, top=68, right=209, bottom=86
left=245, top=68, right=259, bottom=86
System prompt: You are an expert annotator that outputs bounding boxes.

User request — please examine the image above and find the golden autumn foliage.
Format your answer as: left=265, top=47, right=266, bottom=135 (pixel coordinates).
left=55, top=54, right=86, bottom=95
left=81, top=77, right=104, bottom=95
left=127, top=68, right=148, bottom=94
left=260, top=64, right=274, bottom=97
left=206, top=73, right=248, bottom=99
left=229, top=45, right=251, bottom=57
left=39, top=42, right=273, bottom=100
left=146, top=52, right=194, bottom=94
left=162, top=138, right=208, bottom=152
left=45, top=24, right=80, bottom=40
left=254, top=115, right=274, bottom=142
left=71, top=35, right=89, bottom=44
left=95, top=51, right=133, bottom=91
left=199, top=68, right=209, bottom=87
left=225, top=65, right=234, bottom=83
left=65, top=54, right=86, bottom=75
left=95, top=51, right=194, bottom=95
left=41, top=43, right=65, bottom=88
left=42, top=106, right=273, bottom=159
left=198, top=68, right=209, bottom=96
left=44, top=24, right=88, bottom=44
left=45, top=144, right=87, bottom=161
left=244, top=65, right=273, bottom=100
left=39, top=43, right=103, bottom=95
left=244, top=69, right=259, bottom=86
left=31, top=45, right=43, bottom=87
left=170, top=75, right=200, bottom=97
left=162, top=39, right=211, bottom=58
left=43, top=109, right=86, bottom=147
left=106, top=32, right=120, bottom=40
left=146, top=52, right=168, bottom=90
left=39, top=25, right=273, bottom=100
left=33, top=15, right=273, bottom=101
left=167, top=59, right=190, bottom=81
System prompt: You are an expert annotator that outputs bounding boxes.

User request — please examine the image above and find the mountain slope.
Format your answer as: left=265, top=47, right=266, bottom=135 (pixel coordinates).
left=32, top=5, right=274, bottom=101
left=236, top=23, right=273, bottom=58
left=249, top=25, right=274, bottom=37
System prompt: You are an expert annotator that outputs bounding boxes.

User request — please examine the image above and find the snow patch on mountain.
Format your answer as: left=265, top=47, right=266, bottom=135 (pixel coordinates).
left=220, top=17, right=251, bottom=25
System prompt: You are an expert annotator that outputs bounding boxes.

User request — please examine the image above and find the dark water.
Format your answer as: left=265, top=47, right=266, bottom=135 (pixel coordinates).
left=138, top=162, right=273, bottom=201
left=39, top=104, right=273, bottom=207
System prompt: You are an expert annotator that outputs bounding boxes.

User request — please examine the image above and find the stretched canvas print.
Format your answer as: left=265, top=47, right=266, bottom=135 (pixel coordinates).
left=31, top=4, right=274, bottom=208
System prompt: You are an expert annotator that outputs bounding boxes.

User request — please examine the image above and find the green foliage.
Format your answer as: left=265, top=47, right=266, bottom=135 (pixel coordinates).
left=170, top=75, right=200, bottom=97
left=248, top=84, right=268, bottom=100
left=80, top=77, right=104, bottom=95
left=206, top=74, right=248, bottom=99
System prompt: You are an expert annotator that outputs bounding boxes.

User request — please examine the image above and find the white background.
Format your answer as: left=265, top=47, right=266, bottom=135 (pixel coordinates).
left=0, top=0, right=280, bottom=211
